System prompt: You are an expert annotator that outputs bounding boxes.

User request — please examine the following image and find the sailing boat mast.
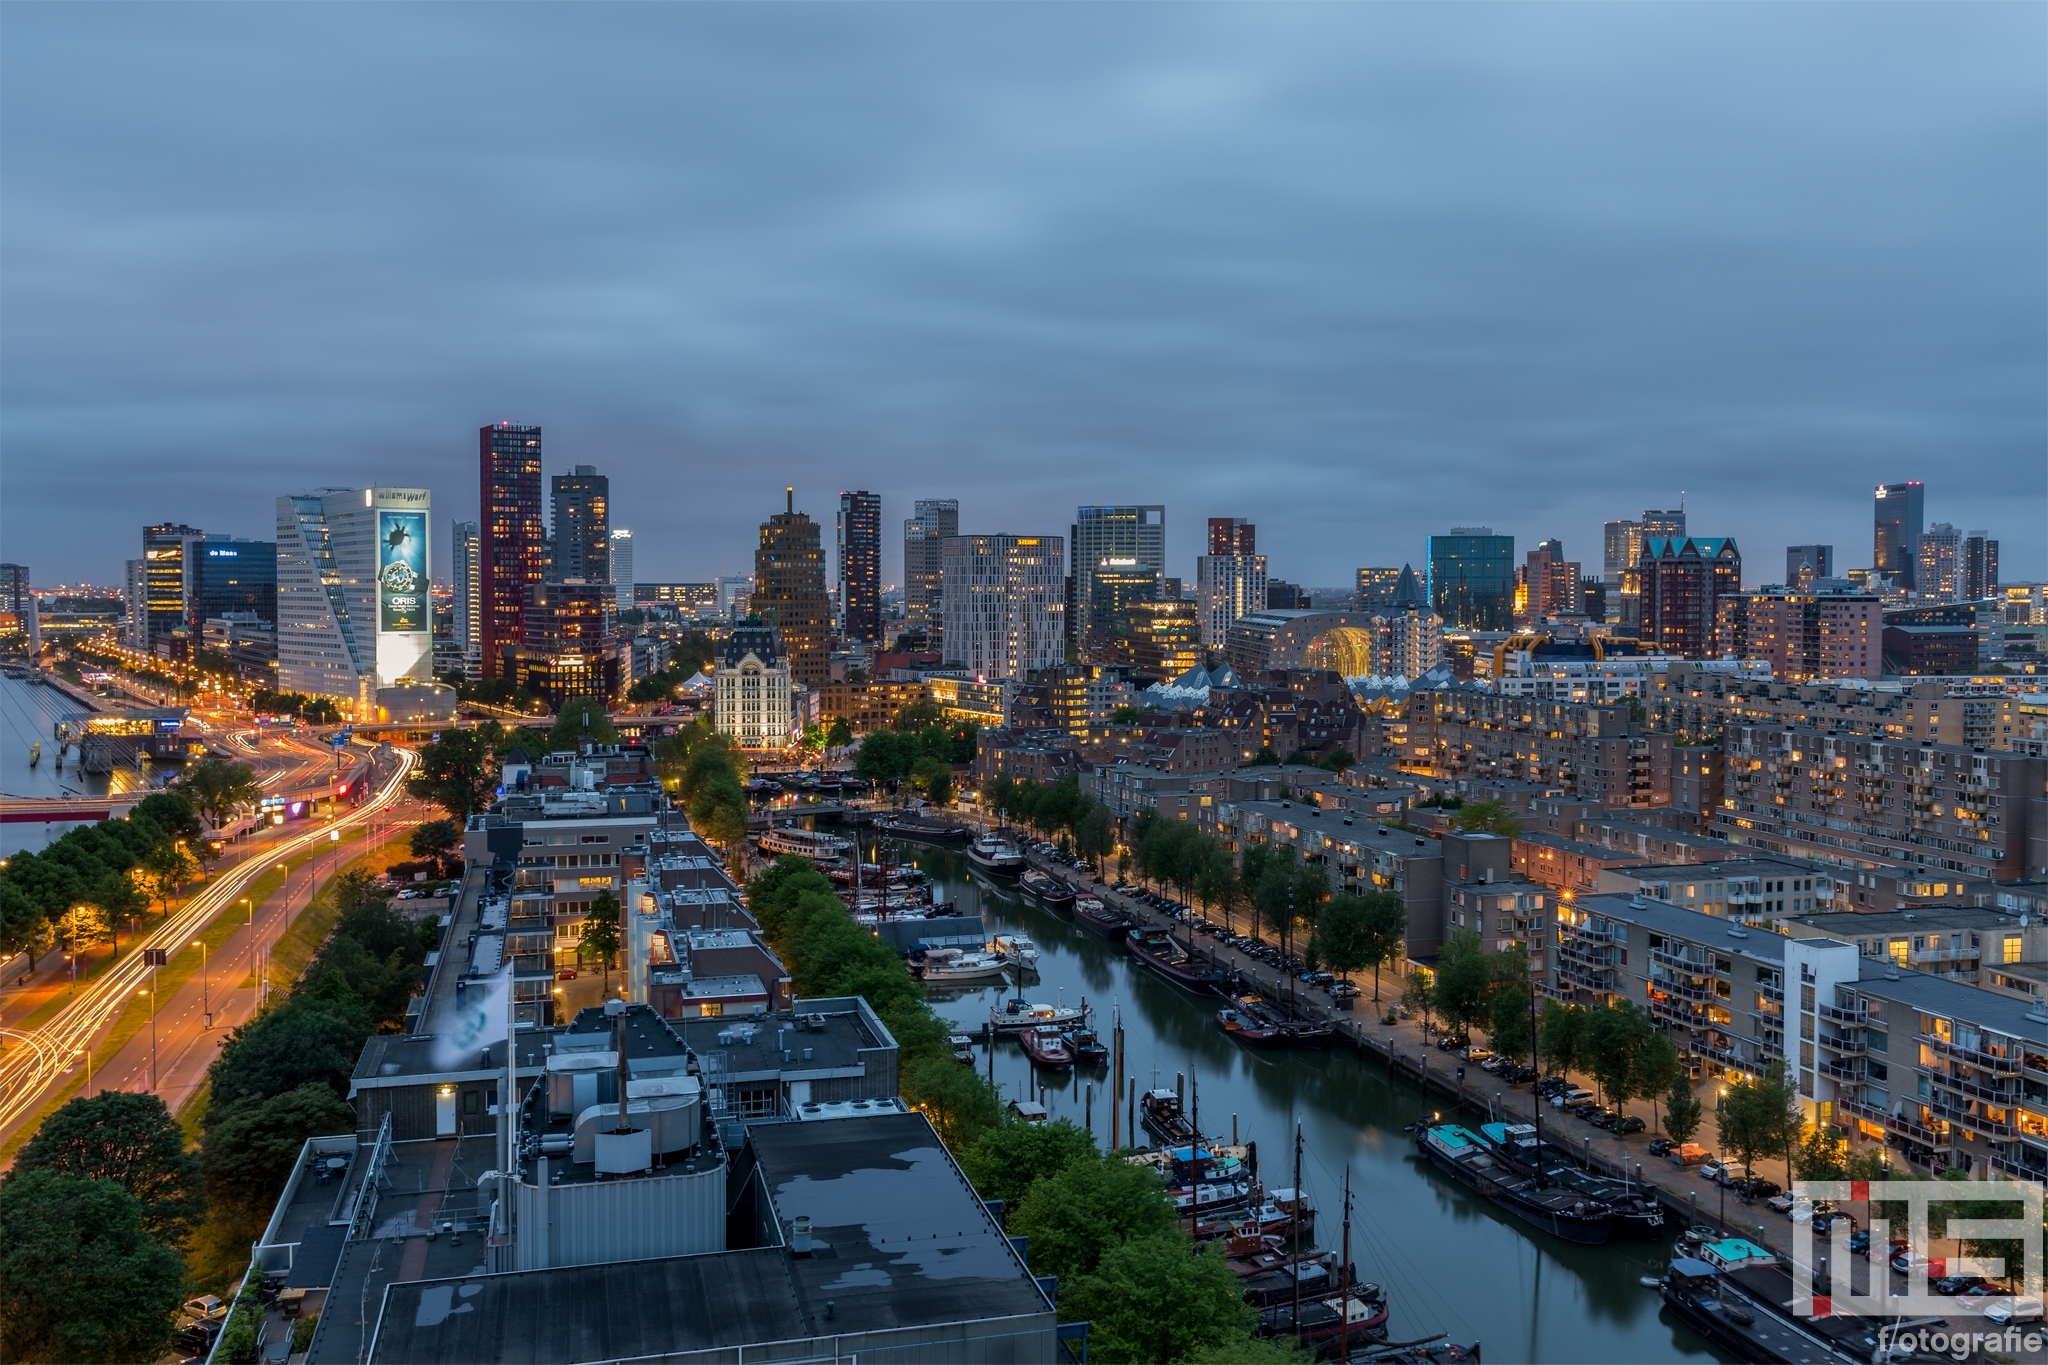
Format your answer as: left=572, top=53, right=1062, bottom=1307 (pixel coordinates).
left=1339, top=1164, right=1353, bottom=1365
left=1290, top=1119, right=1304, bottom=1344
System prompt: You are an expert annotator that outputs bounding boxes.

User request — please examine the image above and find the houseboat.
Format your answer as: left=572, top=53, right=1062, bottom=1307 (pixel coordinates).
left=964, top=833, right=1025, bottom=876
left=1063, top=1025, right=1109, bottom=1067
left=1072, top=896, right=1131, bottom=940
left=757, top=825, right=851, bottom=859
left=873, top=812, right=971, bottom=844
left=1019, top=867, right=1076, bottom=908
left=918, top=948, right=1009, bottom=985
left=990, top=933, right=1041, bottom=969
left=988, top=998, right=1090, bottom=1034
left=1019, top=1025, right=1074, bottom=1068
left=1126, top=928, right=1227, bottom=995
left=1413, top=1122, right=1611, bottom=1245
left=1139, top=1088, right=1198, bottom=1146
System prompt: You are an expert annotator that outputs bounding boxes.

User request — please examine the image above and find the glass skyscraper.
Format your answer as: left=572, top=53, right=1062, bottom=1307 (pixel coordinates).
left=1426, top=529, right=1514, bottom=631
left=837, top=490, right=882, bottom=643
left=1874, top=481, right=1924, bottom=591
left=479, top=422, right=544, bottom=679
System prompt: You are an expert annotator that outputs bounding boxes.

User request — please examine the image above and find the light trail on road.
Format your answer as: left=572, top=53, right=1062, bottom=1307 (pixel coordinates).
left=0, top=744, right=417, bottom=1135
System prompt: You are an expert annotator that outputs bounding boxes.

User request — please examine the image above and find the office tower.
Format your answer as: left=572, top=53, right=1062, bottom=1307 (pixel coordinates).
left=549, top=465, right=610, bottom=584
left=1874, top=481, right=1924, bottom=590
left=1355, top=566, right=1402, bottom=610
left=755, top=488, right=832, bottom=688
left=1197, top=553, right=1268, bottom=649
left=1128, top=598, right=1203, bottom=677
left=1070, top=506, right=1165, bottom=641
left=123, top=560, right=146, bottom=647
left=939, top=534, right=1066, bottom=680
left=452, top=521, right=481, bottom=680
left=1602, top=521, right=1638, bottom=581
left=479, top=422, right=545, bottom=679
left=139, top=522, right=206, bottom=651
left=1521, top=539, right=1581, bottom=620
left=1917, top=523, right=1962, bottom=602
left=903, top=498, right=959, bottom=642
left=515, top=579, right=617, bottom=708
left=1641, top=510, right=1686, bottom=544
left=1267, top=581, right=1307, bottom=610
left=1962, top=533, right=2000, bottom=602
left=837, top=490, right=882, bottom=644
left=1084, top=560, right=1161, bottom=662
left=1426, top=528, right=1514, bottom=631
left=1785, top=545, right=1833, bottom=589
left=1368, top=565, right=1443, bottom=679
left=607, top=528, right=634, bottom=615
left=0, top=564, right=28, bottom=616
left=1639, top=535, right=1741, bottom=658
left=1208, top=518, right=1256, bottom=556
left=276, top=487, right=433, bottom=713
left=188, top=538, right=278, bottom=628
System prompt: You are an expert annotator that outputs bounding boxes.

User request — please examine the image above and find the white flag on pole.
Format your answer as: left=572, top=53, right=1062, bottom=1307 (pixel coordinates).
left=434, top=969, right=511, bottom=1071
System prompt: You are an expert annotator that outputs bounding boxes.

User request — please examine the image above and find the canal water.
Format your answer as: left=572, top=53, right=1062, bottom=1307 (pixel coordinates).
left=895, top=842, right=1729, bottom=1365
left=0, top=671, right=130, bottom=800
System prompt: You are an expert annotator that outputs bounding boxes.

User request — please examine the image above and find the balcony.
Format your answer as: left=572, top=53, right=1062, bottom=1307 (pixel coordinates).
left=1839, top=1098, right=1941, bottom=1146
left=1922, top=1036, right=2023, bottom=1073
left=1563, top=924, right=1616, bottom=945
left=1816, top=1001, right=1864, bottom=1024
left=1650, top=995, right=1709, bottom=1027
left=1757, top=982, right=1784, bottom=1003
left=1932, top=1073, right=2015, bottom=1104
left=1652, top=977, right=1718, bottom=1004
left=1817, top=1034, right=1867, bottom=1056
left=1556, top=940, right=1618, bottom=968
left=1926, top=1096, right=2014, bottom=1139
left=1650, top=947, right=1714, bottom=976
left=1817, top=1058, right=1863, bottom=1082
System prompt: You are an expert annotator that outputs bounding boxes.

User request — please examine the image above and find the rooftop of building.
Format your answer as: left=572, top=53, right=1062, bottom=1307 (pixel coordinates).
left=1853, top=957, right=2048, bottom=1044
left=1574, top=893, right=1788, bottom=968
left=1227, top=800, right=1442, bottom=857
left=1788, top=905, right=2039, bottom=938
left=361, top=1112, right=1050, bottom=1365
left=1512, top=829, right=1650, bottom=861
left=675, top=998, right=895, bottom=1084
left=1611, top=857, right=1826, bottom=885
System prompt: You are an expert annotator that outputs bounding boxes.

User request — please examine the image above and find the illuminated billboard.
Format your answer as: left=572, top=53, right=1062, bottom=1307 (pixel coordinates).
left=377, top=509, right=429, bottom=634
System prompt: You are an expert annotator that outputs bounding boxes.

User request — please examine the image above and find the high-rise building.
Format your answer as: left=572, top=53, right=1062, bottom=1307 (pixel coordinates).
left=514, top=579, right=617, bottom=708
left=1084, top=560, right=1161, bottom=663
left=903, top=498, right=959, bottom=643
left=1197, top=553, right=1268, bottom=648
left=189, top=538, right=277, bottom=628
left=939, top=534, right=1066, bottom=680
left=139, top=522, right=206, bottom=651
left=1520, top=539, right=1581, bottom=621
left=1639, top=536, right=1741, bottom=659
left=608, top=528, right=634, bottom=616
left=123, top=560, right=146, bottom=647
left=1716, top=583, right=1880, bottom=681
left=0, top=564, right=29, bottom=616
left=1355, top=566, right=1402, bottom=609
left=1874, top=481, right=1924, bottom=590
left=1070, top=506, right=1164, bottom=642
left=1917, top=522, right=1962, bottom=603
left=479, top=422, right=545, bottom=679
left=1207, top=518, right=1255, bottom=556
left=1785, top=545, right=1833, bottom=589
left=1128, top=598, right=1203, bottom=678
left=1267, top=581, right=1308, bottom=610
left=276, top=487, right=434, bottom=713
left=1369, top=565, right=1443, bottom=679
left=1641, top=510, right=1686, bottom=544
left=549, top=465, right=610, bottom=584
left=1601, top=520, right=1638, bottom=582
left=836, top=490, right=882, bottom=643
left=755, top=489, right=832, bottom=689
left=451, top=521, right=481, bottom=680
left=1962, top=532, right=2000, bottom=602
left=1426, top=528, right=1515, bottom=631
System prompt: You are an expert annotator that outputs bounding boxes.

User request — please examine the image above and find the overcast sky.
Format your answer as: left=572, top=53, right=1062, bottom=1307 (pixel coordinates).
left=3, top=3, right=2043, bottom=591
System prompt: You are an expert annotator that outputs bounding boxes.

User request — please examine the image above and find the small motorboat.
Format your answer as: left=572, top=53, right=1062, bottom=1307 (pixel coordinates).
left=990, top=933, right=1041, bottom=969
left=1063, top=1025, right=1109, bottom=1067
left=965, top=834, right=1025, bottom=876
left=1019, top=1024, right=1074, bottom=1069
left=989, top=998, right=1090, bottom=1033
left=1020, top=867, right=1076, bottom=908
left=920, top=948, right=1009, bottom=985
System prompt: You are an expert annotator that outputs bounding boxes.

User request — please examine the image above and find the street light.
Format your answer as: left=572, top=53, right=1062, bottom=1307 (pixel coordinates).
left=193, top=939, right=210, bottom=1028
left=139, top=983, right=157, bottom=1092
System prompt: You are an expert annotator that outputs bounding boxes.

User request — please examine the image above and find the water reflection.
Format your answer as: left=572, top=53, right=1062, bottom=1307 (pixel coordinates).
left=898, top=842, right=1730, bottom=1364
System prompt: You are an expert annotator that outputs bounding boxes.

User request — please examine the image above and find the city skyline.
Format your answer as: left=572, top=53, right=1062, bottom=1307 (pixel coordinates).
left=3, top=6, right=2043, bottom=585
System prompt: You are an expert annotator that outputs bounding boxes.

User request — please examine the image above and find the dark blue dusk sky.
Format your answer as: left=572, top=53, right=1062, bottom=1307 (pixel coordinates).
left=3, top=3, right=2043, bottom=590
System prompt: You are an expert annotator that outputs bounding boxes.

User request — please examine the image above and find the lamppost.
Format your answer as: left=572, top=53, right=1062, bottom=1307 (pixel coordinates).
left=192, top=939, right=210, bottom=1028
left=243, top=897, right=253, bottom=987
left=139, top=982, right=157, bottom=1092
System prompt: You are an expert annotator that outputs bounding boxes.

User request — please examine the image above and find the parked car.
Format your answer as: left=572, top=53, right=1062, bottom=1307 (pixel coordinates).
left=1984, top=1296, right=2045, bottom=1326
left=556, top=968, right=578, bottom=980
left=1891, top=1251, right=1946, bottom=1278
left=1615, top=1116, right=1647, bottom=1135
left=1553, top=1089, right=1596, bottom=1109
left=182, top=1297, right=227, bottom=1324
left=1647, top=1138, right=1676, bottom=1158
left=1436, top=1034, right=1471, bottom=1052
left=1937, top=1275, right=1989, bottom=1297
left=1767, top=1193, right=1797, bottom=1215
left=174, top=1322, right=221, bottom=1359
left=1698, top=1160, right=1729, bottom=1183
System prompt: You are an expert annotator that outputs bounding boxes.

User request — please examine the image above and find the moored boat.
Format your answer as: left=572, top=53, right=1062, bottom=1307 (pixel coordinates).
left=1477, top=1122, right=1666, bottom=1240
left=964, top=833, right=1025, bottom=876
left=758, top=825, right=851, bottom=859
left=1218, top=1004, right=1290, bottom=1047
left=989, top=998, right=1090, bottom=1033
left=1413, top=1122, right=1611, bottom=1245
left=1019, top=1024, right=1074, bottom=1068
left=1126, top=928, right=1227, bottom=995
left=990, top=933, right=1040, bottom=969
left=1139, top=1088, right=1198, bottom=1146
left=1257, top=1287, right=1390, bottom=1350
left=1072, top=896, right=1132, bottom=940
left=919, top=948, right=1009, bottom=985
left=1019, top=867, right=1076, bottom=908
left=873, top=813, right=972, bottom=844
left=1063, top=1025, right=1109, bottom=1067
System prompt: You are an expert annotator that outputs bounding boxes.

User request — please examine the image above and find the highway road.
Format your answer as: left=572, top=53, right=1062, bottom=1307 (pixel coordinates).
left=0, top=743, right=417, bottom=1145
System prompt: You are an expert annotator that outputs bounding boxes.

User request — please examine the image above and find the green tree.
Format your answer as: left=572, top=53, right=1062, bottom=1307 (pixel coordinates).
left=1010, top=1148, right=1177, bottom=1284
left=1450, top=798, right=1523, bottom=837
left=405, top=726, right=501, bottom=821
left=1583, top=1000, right=1653, bottom=1109
left=1316, top=890, right=1404, bottom=1001
left=582, top=888, right=622, bottom=984
left=409, top=818, right=461, bottom=863
left=959, top=1119, right=1098, bottom=1209
left=690, top=776, right=751, bottom=851
left=824, top=716, right=853, bottom=749
left=1108, top=705, right=1140, bottom=725
left=1400, top=969, right=1436, bottom=1033
left=549, top=696, right=619, bottom=750
left=1489, top=982, right=1534, bottom=1061
left=178, top=755, right=262, bottom=830
left=1793, top=1124, right=1848, bottom=1183
left=204, top=995, right=370, bottom=1114
left=1061, top=1234, right=1255, bottom=1365
left=909, top=754, right=954, bottom=806
left=1663, top=1070, right=1704, bottom=1147
left=1538, top=998, right=1586, bottom=1077
left=0, top=1169, right=186, bottom=1364
left=15, top=1092, right=205, bottom=1246
left=1633, top=1033, right=1683, bottom=1135
left=199, top=1083, right=356, bottom=1224
left=1717, top=1074, right=1775, bottom=1183
left=135, top=840, right=196, bottom=917
left=1076, top=805, right=1116, bottom=876
left=1432, top=929, right=1495, bottom=1036
left=1318, top=747, right=1357, bottom=773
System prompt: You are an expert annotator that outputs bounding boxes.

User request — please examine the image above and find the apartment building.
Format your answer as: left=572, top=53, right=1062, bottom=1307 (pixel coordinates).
left=1784, top=907, right=2048, bottom=987
left=1593, top=857, right=1831, bottom=931
left=1645, top=669, right=2039, bottom=751
left=1714, top=727, right=2048, bottom=884
left=1384, top=688, right=1673, bottom=811
left=1212, top=798, right=1446, bottom=958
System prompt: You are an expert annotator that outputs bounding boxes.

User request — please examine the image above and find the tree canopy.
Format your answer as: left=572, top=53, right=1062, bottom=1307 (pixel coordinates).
left=405, top=723, right=507, bottom=821
left=178, top=756, right=262, bottom=830
left=14, top=1092, right=205, bottom=1247
left=0, top=1169, right=187, bottom=1365
left=548, top=696, right=618, bottom=750
left=1449, top=798, right=1523, bottom=837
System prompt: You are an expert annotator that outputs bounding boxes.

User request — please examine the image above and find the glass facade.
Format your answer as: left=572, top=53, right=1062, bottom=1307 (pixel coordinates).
left=189, top=537, right=277, bottom=627
left=480, top=422, right=544, bottom=679
left=1426, top=530, right=1514, bottom=631
left=837, top=490, right=882, bottom=643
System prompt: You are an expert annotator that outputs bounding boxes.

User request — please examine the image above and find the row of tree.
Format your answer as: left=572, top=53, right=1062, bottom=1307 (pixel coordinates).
left=0, top=789, right=204, bottom=966
left=0, top=870, right=437, bottom=1362
left=655, top=717, right=751, bottom=848
left=850, top=700, right=978, bottom=803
